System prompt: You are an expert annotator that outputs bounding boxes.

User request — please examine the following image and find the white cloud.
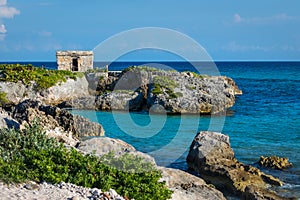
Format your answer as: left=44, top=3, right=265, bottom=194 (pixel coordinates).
left=234, top=14, right=243, bottom=23
left=0, top=6, right=20, bottom=18
left=0, top=24, right=6, bottom=33
left=0, top=1, right=20, bottom=41
left=233, top=13, right=295, bottom=24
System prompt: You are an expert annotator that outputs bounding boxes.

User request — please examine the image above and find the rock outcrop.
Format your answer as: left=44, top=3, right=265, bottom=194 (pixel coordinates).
left=186, top=131, right=290, bottom=199
left=0, top=107, right=20, bottom=129
left=77, top=137, right=155, bottom=164
left=77, top=137, right=228, bottom=200
left=11, top=100, right=104, bottom=145
left=95, top=68, right=242, bottom=114
left=0, top=76, right=90, bottom=106
left=258, top=156, right=293, bottom=170
left=159, top=167, right=226, bottom=200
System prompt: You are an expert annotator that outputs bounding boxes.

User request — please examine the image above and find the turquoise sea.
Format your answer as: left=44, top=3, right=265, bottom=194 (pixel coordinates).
left=2, top=61, right=299, bottom=197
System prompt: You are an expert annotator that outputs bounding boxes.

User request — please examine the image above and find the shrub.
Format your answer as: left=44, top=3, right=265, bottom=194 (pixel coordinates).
left=0, top=92, right=8, bottom=106
left=0, top=64, right=84, bottom=90
left=0, top=123, right=172, bottom=200
left=153, top=76, right=178, bottom=91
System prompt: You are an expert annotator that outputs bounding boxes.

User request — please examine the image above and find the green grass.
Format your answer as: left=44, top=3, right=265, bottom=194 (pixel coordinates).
left=0, top=64, right=84, bottom=90
left=0, top=122, right=172, bottom=200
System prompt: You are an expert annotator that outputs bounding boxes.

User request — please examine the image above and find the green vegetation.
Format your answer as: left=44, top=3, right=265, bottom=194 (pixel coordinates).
left=123, top=66, right=161, bottom=73
left=184, top=71, right=209, bottom=79
left=186, top=85, right=197, bottom=90
left=152, top=76, right=180, bottom=99
left=0, top=64, right=84, bottom=90
left=0, top=122, right=172, bottom=200
left=86, top=67, right=108, bottom=73
left=123, top=66, right=177, bottom=73
left=0, top=92, right=8, bottom=106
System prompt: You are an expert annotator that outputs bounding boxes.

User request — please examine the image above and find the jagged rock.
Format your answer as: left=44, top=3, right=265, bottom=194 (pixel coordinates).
left=0, top=107, right=20, bottom=129
left=95, top=68, right=241, bottom=114
left=258, top=156, right=293, bottom=170
left=186, top=131, right=289, bottom=199
left=159, top=167, right=226, bottom=200
left=95, top=91, right=144, bottom=111
left=77, top=137, right=155, bottom=164
left=243, top=185, right=297, bottom=200
left=0, top=76, right=90, bottom=106
left=12, top=100, right=104, bottom=145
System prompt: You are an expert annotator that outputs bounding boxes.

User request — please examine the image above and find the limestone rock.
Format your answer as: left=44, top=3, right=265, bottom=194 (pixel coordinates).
left=258, top=156, right=293, bottom=170
left=187, top=131, right=288, bottom=199
left=12, top=100, right=104, bottom=144
left=0, top=76, right=90, bottom=106
left=159, top=167, right=226, bottom=200
left=95, top=68, right=241, bottom=114
left=77, top=137, right=155, bottom=164
left=39, top=76, right=90, bottom=105
left=0, top=107, right=20, bottom=129
left=95, top=91, right=144, bottom=111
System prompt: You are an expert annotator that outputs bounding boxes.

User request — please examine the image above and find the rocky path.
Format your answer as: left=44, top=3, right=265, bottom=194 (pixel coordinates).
left=0, top=181, right=125, bottom=200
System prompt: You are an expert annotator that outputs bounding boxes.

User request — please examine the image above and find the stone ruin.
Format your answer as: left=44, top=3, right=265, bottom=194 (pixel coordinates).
left=56, top=51, right=93, bottom=72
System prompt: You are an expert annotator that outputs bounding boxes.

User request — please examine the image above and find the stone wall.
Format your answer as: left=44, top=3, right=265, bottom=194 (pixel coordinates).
left=56, top=51, right=93, bottom=72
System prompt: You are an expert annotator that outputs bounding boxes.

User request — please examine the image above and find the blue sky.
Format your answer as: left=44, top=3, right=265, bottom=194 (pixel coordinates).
left=0, top=0, right=300, bottom=61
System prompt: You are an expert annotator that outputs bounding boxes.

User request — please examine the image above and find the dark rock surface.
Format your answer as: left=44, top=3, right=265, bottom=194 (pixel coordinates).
left=12, top=100, right=104, bottom=143
left=186, top=131, right=293, bottom=199
left=258, top=156, right=293, bottom=170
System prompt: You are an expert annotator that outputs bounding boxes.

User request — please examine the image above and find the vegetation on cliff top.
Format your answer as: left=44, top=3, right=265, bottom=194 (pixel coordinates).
left=0, top=122, right=172, bottom=200
left=0, top=64, right=84, bottom=90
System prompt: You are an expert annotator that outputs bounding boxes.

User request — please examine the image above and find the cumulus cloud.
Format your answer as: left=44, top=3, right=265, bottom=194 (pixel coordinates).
left=0, top=6, right=20, bottom=18
left=0, top=0, right=20, bottom=41
left=233, top=13, right=295, bottom=24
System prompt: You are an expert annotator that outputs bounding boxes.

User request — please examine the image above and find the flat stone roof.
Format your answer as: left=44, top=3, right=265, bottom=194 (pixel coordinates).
left=56, top=51, right=93, bottom=56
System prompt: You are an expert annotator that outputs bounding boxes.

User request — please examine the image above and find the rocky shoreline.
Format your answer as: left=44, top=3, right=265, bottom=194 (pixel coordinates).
left=0, top=65, right=296, bottom=199
left=0, top=66, right=242, bottom=115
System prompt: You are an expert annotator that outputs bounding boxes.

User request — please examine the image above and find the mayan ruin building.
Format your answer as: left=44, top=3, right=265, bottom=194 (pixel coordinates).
left=56, top=51, right=93, bottom=72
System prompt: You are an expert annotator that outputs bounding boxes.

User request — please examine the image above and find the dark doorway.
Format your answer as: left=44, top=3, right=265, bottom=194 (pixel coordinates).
left=72, top=58, right=79, bottom=71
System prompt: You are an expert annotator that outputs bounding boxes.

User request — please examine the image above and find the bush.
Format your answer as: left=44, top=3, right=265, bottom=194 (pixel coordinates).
left=0, top=64, right=84, bottom=90
left=0, top=123, right=172, bottom=200
left=0, top=92, right=8, bottom=106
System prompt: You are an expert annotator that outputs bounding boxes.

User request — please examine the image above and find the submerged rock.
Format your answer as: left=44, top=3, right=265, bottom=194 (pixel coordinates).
left=258, top=156, right=293, bottom=170
left=186, top=131, right=291, bottom=199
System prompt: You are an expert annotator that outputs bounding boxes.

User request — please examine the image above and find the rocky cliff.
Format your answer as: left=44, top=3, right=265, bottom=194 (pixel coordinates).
left=95, top=68, right=242, bottom=114
left=0, top=67, right=242, bottom=114
left=0, top=76, right=91, bottom=106
left=10, top=99, right=104, bottom=145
